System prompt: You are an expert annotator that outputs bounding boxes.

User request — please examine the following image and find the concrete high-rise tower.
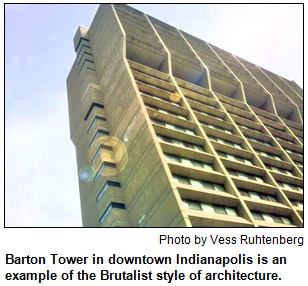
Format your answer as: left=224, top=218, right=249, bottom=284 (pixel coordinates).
left=66, top=4, right=303, bottom=227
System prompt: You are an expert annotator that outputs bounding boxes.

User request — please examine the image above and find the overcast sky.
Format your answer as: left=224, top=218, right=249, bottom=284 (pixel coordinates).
left=5, top=4, right=303, bottom=227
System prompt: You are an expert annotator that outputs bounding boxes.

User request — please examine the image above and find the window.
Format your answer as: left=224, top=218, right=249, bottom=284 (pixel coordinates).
left=157, top=135, right=204, bottom=152
left=84, top=102, right=104, bottom=121
left=203, top=122, right=232, bottom=134
left=277, top=182, right=303, bottom=192
left=173, top=175, right=226, bottom=192
left=228, top=169, right=265, bottom=183
left=94, top=162, right=117, bottom=182
left=239, top=189, right=277, bottom=202
left=173, top=175, right=190, bottom=185
left=100, top=202, right=125, bottom=224
left=246, top=136, right=271, bottom=147
left=153, top=120, right=196, bottom=136
left=295, top=161, right=303, bottom=168
left=208, top=136, right=243, bottom=150
left=290, top=200, right=303, bottom=208
left=140, top=92, right=181, bottom=106
left=87, top=116, right=106, bottom=133
left=89, top=130, right=110, bottom=147
left=285, top=149, right=303, bottom=157
left=266, top=165, right=293, bottom=176
left=97, top=181, right=121, bottom=202
left=165, top=153, right=181, bottom=163
left=165, top=154, right=214, bottom=171
left=217, top=151, right=253, bottom=166
left=252, top=212, right=292, bottom=225
left=256, top=150, right=282, bottom=161
left=182, top=199, right=238, bottom=216
left=92, top=145, right=113, bottom=164
left=194, top=108, right=223, bottom=121
left=279, top=137, right=292, bottom=144
left=147, top=104, right=186, bottom=120
left=240, top=124, right=262, bottom=134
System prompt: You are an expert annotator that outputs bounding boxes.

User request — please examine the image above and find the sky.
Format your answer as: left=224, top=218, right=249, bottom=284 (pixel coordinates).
left=5, top=4, right=303, bottom=227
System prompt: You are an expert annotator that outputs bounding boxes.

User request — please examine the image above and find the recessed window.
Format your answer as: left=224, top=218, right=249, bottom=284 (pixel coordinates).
left=228, top=169, right=265, bottom=183
left=285, top=149, right=303, bottom=157
left=84, top=102, right=104, bottom=121
left=208, top=136, right=243, bottom=149
left=290, top=200, right=303, bottom=208
left=147, top=104, right=186, bottom=120
left=140, top=92, right=181, bottom=106
left=266, top=165, right=293, bottom=176
left=89, top=130, right=110, bottom=147
left=87, top=116, right=107, bottom=133
left=157, top=135, right=203, bottom=152
left=217, top=151, right=253, bottom=166
left=256, top=150, right=282, bottom=161
left=165, top=154, right=214, bottom=171
left=182, top=199, right=238, bottom=217
left=246, top=136, right=271, bottom=147
left=239, top=189, right=277, bottom=202
left=97, top=181, right=121, bottom=202
left=100, top=202, right=125, bottom=224
left=173, top=175, right=226, bottom=192
left=277, top=182, right=303, bottom=192
left=91, top=144, right=113, bottom=164
left=94, top=162, right=117, bottom=182
left=252, top=212, right=292, bottom=225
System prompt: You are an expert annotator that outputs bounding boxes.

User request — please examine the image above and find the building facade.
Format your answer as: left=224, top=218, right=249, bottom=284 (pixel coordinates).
left=66, top=4, right=303, bottom=227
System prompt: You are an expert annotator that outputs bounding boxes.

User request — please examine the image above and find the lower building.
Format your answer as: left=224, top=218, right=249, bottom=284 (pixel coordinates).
left=66, top=4, right=303, bottom=227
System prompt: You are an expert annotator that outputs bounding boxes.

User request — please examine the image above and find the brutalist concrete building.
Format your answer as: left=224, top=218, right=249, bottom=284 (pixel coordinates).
left=66, top=4, right=303, bottom=227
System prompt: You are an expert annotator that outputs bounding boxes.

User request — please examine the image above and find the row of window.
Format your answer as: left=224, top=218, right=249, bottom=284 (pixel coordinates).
left=277, top=136, right=294, bottom=144
left=240, top=189, right=277, bottom=202
left=145, top=103, right=187, bottom=120
left=266, top=165, right=293, bottom=176
left=290, top=200, right=303, bottom=208
left=202, top=121, right=233, bottom=135
left=157, top=135, right=204, bottom=151
left=255, top=111, right=274, bottom=122
left=83, top=103, right=127, bottom=226
left=87, top=116, right=106, bottom=133
left=140, top=91, right=181, bottom=107
left=222, top=102, right=248, bottom=116
left=94, top=162, right=117, bottom=182
left=173, top=175, right=226, bottom=192
left=97, top=181, right=121, bottom=202
left=252, top=212, right=292, bottom=225
left=239, top=124, right=262, bottom=134
left=264, top=122, right=284, bottom=132
left=89, top=130, right=110, bottom=148
left=182, top=199, right=238, bottom=216
left=229, top=109, right=253, bottom=120
left=255, top=149, right=282, bottom=161
left=192, top=107, right=224, bottom=121
left=295, top=161, right=303, bottom=168
left=92, top=144, right=113, bottom=164
left=207, top=135, right=244, bottom=150
left=217, top=151, right=253, bottom=166
left=277, top=182, right=303, bottom=193
left=228, top=169, right=265, bottom=183
left=165, top=154, right=214, bottom=171
left=285, top=148, right=303, bottom=157
left=246, top=136, right=271, bottom=147
left=84, top=102, right=104, bottom=121
left=151, top=119, right=196, bottom=136
left=187, top=96, right=216, bottom=109
left=100, top=202, right=125, bottom=225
